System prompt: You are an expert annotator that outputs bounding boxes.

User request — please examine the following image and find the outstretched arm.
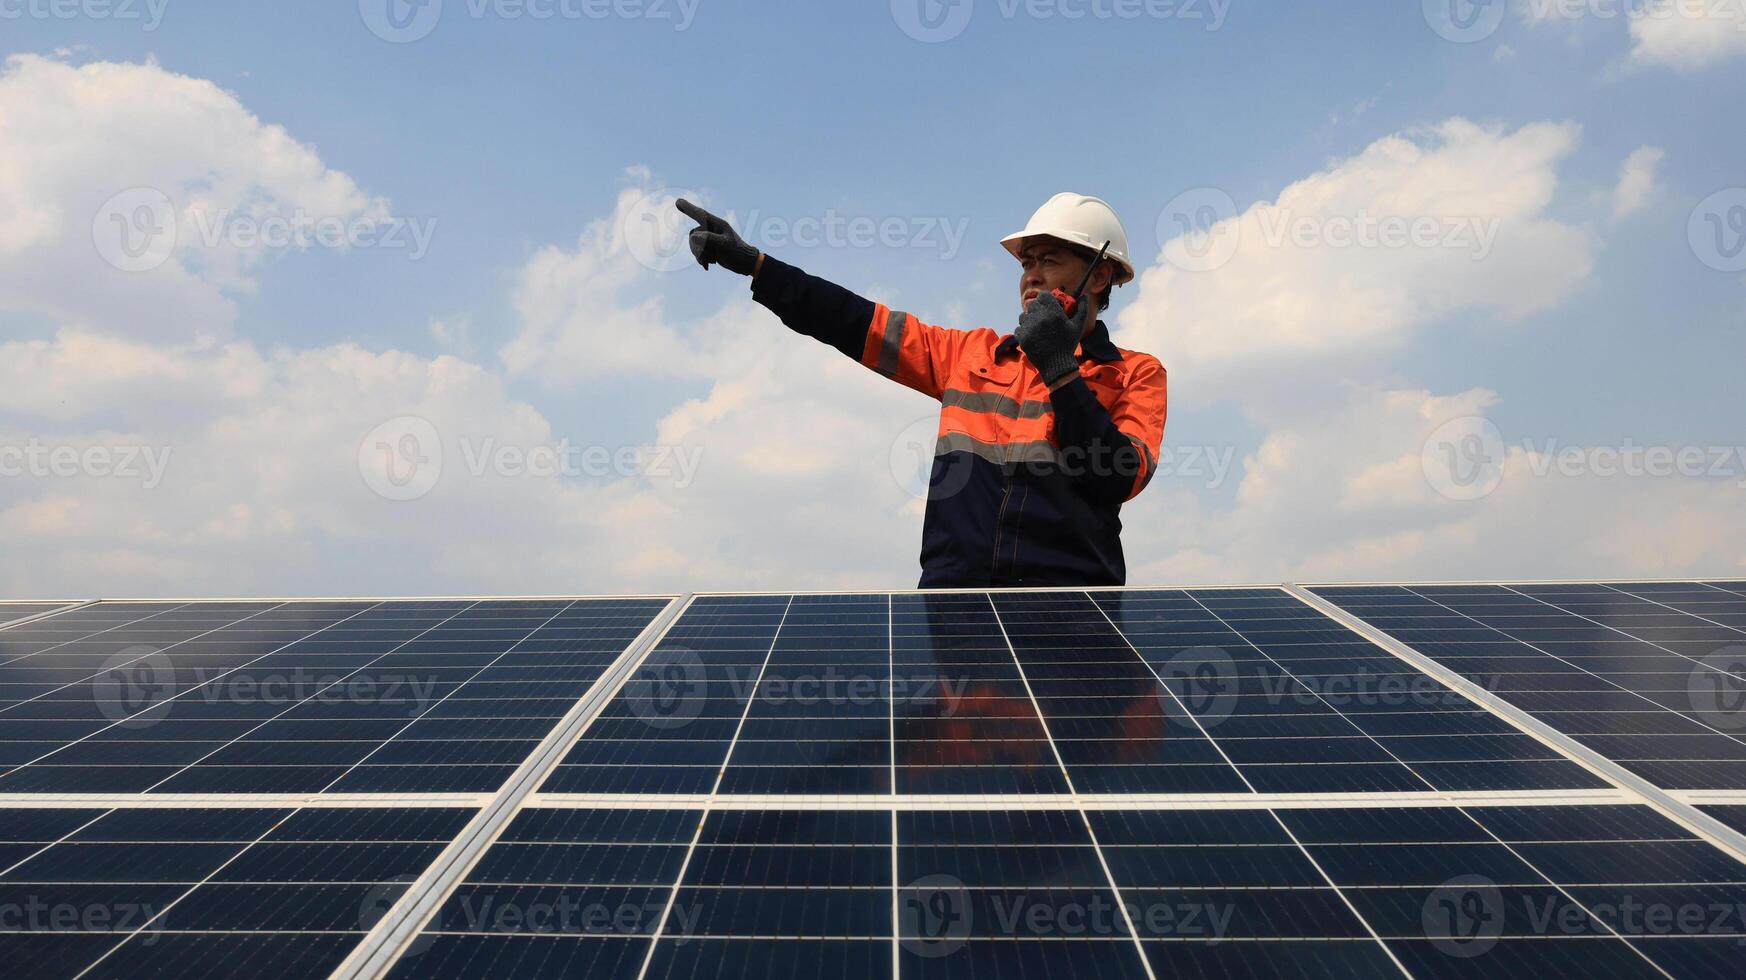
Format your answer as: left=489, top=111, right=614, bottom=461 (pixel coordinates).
left=676, top=199, right=971, bottom=400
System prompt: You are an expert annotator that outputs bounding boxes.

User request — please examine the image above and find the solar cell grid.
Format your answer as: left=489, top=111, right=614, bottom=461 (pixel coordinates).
left=0, top=804, right=474, bottom=980
left=0, top=598, right=669, bottom=795
left=542, top=587, right=1607, bottom=801
left=1310, top=582, right=1746, bottom=791
left=1089, top=589, right=1603, bottom=794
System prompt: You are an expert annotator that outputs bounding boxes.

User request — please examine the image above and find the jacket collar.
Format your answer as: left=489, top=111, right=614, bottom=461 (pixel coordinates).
left=996, top=319, right=1124, bottom=363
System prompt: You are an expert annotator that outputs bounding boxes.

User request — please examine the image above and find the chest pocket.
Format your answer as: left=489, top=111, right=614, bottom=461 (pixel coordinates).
left=963, top=349, right=1021, bottom=390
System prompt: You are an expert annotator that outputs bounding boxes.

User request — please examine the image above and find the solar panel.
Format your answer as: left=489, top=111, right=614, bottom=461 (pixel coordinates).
left=0, top=598, right=670, bottom=794
left=0, top=804, right=475, bottom=979
left=1307, top=582, right=1746, bottom=791
left=5, top=585, right=1746, bottom=980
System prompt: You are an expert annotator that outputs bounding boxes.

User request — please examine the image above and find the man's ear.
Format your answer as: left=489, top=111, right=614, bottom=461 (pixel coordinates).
left=1092, top=259, right=1114, bottom=295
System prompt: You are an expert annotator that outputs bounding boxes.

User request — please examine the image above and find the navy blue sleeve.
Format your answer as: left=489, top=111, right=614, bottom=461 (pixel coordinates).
left=1047, top=375, right=1149, bottom=507
left=748, top=255, right=876, bottom=362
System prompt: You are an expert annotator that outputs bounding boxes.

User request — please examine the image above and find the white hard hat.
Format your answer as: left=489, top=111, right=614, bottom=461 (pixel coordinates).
left=1000, top=192, right=1135, bottom=287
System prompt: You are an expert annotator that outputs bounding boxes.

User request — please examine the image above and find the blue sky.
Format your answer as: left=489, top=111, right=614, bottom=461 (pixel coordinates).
left=2, top=1, right=1744, bottom=595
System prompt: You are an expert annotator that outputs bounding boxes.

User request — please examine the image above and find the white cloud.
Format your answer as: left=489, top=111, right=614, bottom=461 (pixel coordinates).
left=1121, top=385, right=1746, bottom=584
left=1629, top=0, right=1746, bottom=70
left=1611, top=146, right=1665, bottom=219
left=5, top=57, right=1735, bottom=600
left=499, top=171, right=763, bottom=382
left=0, top=54, right=386, bottom=344
left=1116, top=119, right=1595, bottom=384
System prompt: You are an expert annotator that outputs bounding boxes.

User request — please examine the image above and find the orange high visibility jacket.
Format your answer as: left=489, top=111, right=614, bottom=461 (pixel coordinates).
left=751, top=256, right=1167, bottom=587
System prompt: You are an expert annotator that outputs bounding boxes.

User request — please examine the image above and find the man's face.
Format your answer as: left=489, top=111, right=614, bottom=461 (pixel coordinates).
left=1017, top=240, right=1089, bottom=313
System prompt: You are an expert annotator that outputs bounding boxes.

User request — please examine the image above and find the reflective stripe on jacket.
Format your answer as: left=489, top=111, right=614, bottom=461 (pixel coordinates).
left=750, top=256, right=1167, bottom=588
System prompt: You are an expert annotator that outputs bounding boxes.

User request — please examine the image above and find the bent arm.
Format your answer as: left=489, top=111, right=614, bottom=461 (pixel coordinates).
left=1047, top=357, right=1168, bottom=505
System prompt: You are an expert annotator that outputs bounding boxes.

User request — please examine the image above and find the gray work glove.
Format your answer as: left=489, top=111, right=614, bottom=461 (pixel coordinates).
left=675, top=199, right=760, bottom=275
left=1015, top=292, right=1090, bottom=387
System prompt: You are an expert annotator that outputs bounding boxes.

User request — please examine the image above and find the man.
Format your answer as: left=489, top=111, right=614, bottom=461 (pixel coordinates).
left=676, top=192, right=1167, bottom=588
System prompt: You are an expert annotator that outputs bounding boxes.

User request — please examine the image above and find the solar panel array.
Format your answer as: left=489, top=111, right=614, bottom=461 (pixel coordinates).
left=1310, top=582, right=1746, bottom=791
left=2, top=584, right=1744, bottom=979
